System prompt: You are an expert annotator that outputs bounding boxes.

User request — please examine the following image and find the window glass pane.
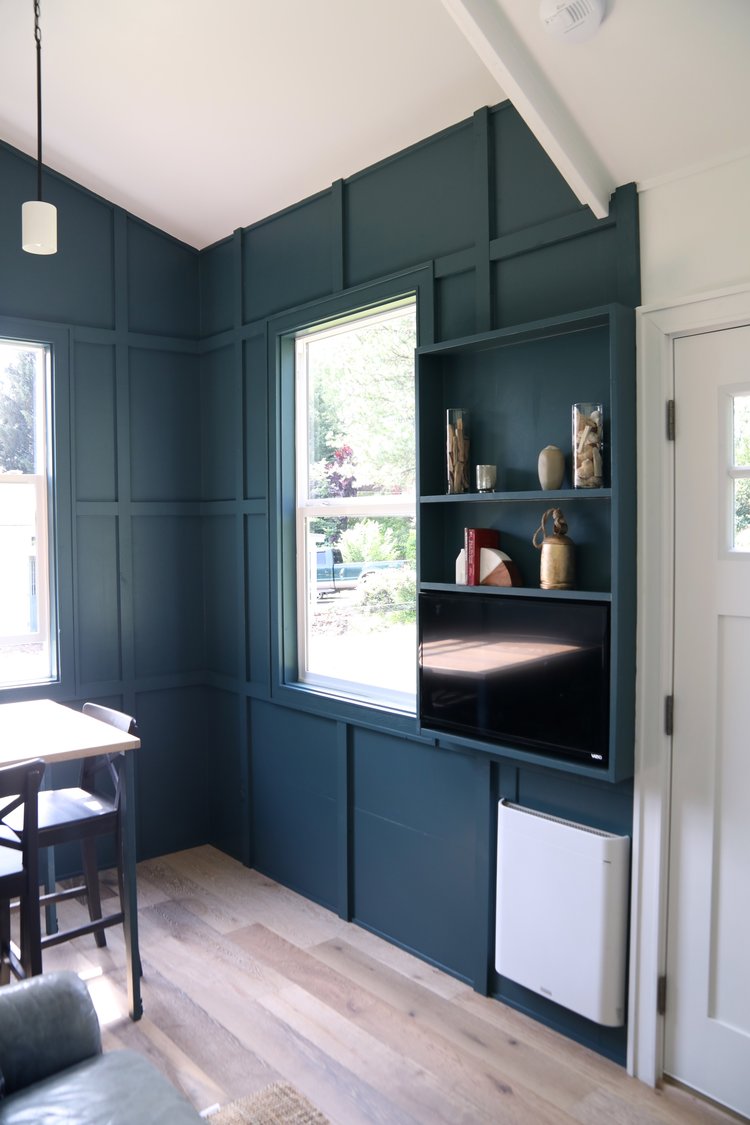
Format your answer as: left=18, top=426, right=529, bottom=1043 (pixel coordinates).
left=305, top=515, right=417, bottom=701
left=734, top=393, right=750, bottom=467
left=734, top=478, right=750, bottom=550
left=0, top=341, right=57, bottom=688
left=294, top=300, right=417, bottom=712
left=301, top=307, right=416, bottom=502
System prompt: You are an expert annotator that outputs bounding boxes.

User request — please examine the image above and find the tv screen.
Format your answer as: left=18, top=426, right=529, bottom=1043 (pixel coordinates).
left=419, top=592, right=610, bottom=765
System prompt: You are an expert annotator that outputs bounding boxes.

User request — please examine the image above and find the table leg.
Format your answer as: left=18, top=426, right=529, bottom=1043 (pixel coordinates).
left=119, top=752, right=142, bottom=1020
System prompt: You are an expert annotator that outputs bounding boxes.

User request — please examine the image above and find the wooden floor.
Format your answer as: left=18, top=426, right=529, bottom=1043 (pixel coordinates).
left=39, top=845, right=739, bottom=1125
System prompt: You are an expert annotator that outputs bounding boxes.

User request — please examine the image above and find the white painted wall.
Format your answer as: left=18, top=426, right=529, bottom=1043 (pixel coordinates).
left=639, top=155, right=750, bottom=305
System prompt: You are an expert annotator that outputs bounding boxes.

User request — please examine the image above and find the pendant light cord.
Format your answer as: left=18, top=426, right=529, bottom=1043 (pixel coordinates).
left=33, top=0, right=43, bottom=202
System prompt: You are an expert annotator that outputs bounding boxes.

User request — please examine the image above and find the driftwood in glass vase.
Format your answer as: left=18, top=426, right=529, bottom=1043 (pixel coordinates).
left=447, top=413, right=470, bottom=493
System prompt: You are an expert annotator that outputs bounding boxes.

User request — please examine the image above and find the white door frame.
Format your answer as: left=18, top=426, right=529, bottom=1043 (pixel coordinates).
left=630, top=283, right=750, bottom=1086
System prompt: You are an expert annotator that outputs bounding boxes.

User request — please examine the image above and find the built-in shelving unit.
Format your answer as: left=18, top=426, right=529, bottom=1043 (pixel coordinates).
left=416, top=303, right=636, bottom=782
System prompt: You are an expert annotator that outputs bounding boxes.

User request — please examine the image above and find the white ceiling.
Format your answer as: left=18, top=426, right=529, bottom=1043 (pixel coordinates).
left=0, top=0, right=748, bottom=250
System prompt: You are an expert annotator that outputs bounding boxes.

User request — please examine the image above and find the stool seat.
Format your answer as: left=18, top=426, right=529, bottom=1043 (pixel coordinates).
left=7, top=788, right=116, bottom=841
left=38, top=788, right=117, bottom=834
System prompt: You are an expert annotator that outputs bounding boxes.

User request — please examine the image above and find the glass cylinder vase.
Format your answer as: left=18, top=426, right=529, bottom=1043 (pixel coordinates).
left=572, top=402, right=604, bottom=488
left=446, top=408, right=470, bottom=494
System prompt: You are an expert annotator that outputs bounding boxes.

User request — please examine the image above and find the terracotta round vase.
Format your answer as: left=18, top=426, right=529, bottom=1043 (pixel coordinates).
left=537, top=444, right=564, bottom=490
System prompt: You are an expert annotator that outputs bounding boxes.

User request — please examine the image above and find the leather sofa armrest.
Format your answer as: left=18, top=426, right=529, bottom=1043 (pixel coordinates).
left=0, top=972, right=102, bottom=1095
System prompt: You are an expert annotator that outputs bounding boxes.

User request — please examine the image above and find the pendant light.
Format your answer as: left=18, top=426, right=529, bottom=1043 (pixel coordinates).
left=22, top=0, right=57, bottom=255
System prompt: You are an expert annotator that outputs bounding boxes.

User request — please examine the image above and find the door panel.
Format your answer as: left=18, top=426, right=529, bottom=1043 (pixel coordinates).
left=666, top=324, right=750, bottom=1118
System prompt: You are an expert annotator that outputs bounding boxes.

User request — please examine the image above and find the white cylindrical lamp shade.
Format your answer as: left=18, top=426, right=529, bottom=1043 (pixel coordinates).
left=22, top=200, right=57, bottom=254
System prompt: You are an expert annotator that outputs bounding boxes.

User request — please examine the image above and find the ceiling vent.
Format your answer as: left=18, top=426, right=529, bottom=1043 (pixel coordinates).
left=539, top=0, right=606, bottom=44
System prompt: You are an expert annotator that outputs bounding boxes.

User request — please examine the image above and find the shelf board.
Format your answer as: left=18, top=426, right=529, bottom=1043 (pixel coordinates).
left=419, top=724, right=614, bottom=779
left=415, top=305, right=616, bottom=360
left=420, top=489, right=612, bottom=503
left=420, top=583, right=611, bottom=602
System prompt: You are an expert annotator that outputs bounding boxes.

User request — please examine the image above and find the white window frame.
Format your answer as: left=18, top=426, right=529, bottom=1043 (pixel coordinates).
left=725, top=387, right=750, bottom=553
left=293, top=299, right=417, bottom=712
left=0, top=339, right=57, bottom=688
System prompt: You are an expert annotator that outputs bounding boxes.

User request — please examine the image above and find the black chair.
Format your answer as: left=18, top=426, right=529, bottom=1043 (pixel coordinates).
left=18, top=703, right=138, bottom=954
left=0, top=758, right=45, bottom=983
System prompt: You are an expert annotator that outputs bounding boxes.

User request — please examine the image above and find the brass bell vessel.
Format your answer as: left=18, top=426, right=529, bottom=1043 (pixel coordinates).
left=532, top=508, right=575, bottom=590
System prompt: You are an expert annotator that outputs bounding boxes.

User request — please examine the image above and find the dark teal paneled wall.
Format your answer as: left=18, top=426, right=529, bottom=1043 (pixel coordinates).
left=345, top=124, right=476, bottom=283
left=243, top=194, right=333, bottom=322
left=0, top=140, right=214, bottom=860
left=127, top=221, right=199, bottom=338
left=199, top=103, right=640, bottom=1063
left=352, top=728, right=480, bottom=981
left=251, top=703, right=338, bottom=906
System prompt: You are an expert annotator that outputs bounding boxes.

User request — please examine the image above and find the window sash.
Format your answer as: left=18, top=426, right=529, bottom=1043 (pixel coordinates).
left=0, top=340, right=57, bottom=688
left=0, top=474, right=51, bottom=646
left=723, top=389, right=750, bottom=554
left=292, top=300, right=416, bottom=711
left=298, top=494, right=416, bottom=519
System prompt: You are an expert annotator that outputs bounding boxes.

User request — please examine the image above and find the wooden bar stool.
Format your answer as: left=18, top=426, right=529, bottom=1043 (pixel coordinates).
left=0, top=758, right=45, bottom=983
left=40, top=703, right=138, bottom=953
left=8, top=703, right=138, bottom=955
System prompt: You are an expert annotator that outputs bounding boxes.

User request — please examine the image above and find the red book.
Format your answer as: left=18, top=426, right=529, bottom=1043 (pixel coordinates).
left=464, top=527, right=500, bottom=585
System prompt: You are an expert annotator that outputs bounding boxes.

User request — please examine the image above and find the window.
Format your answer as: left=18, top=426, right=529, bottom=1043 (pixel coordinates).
left=729, top=391, right=750, bottom=551
left=0, top=340, right=57, bottom=687
left=293, top=299, right=417, bottom=711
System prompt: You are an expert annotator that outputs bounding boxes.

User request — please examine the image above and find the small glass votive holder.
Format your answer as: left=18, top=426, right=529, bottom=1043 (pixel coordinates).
left=476, top=464, right=497, bottom=492
left=572, top=402, right=604, bottom=488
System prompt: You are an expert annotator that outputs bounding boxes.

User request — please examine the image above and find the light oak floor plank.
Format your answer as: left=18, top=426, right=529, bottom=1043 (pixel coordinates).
left=36, top=845, right=739, bottom=1125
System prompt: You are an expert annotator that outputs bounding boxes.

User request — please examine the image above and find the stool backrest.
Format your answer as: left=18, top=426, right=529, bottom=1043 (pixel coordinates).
left=80, top=703, right=138, bottom=799
left=82, top=702, right=138, bottom=737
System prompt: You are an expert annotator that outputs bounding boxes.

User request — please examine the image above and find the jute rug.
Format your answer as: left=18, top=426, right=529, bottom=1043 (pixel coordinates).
left=206, top=1082, right=330, bottom=1125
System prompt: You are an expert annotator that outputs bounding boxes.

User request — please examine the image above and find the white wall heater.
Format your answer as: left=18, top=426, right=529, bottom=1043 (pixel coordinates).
left=495, top=799, right=630, bottom=1027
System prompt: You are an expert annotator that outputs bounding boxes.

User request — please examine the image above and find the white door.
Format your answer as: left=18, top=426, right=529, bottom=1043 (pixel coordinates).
left=665, top=324, right=750, bottom=1117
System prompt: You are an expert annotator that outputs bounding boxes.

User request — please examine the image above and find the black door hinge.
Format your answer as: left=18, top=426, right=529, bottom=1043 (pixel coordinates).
left=664, top=695, right=674, bottom=737
left=666, top=399, right=676, bottom=441
left=657, top=974, right=667, bottom=1015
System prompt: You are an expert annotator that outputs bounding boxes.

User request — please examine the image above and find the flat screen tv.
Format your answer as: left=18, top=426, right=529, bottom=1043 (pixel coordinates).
left=419, top=591, right=610, bottom=766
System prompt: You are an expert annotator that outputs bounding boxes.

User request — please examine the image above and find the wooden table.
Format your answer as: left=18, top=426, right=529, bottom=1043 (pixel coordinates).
left=0, top=699, right=143, bottom=1019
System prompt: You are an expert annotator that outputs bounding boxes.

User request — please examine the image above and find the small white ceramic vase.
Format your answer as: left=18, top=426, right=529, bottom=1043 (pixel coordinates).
left=537, top=444, right=564, bottom=490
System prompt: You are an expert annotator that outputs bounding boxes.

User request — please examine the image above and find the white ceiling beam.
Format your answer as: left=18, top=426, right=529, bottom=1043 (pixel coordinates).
left=442, top=0, right=614, bottom=218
